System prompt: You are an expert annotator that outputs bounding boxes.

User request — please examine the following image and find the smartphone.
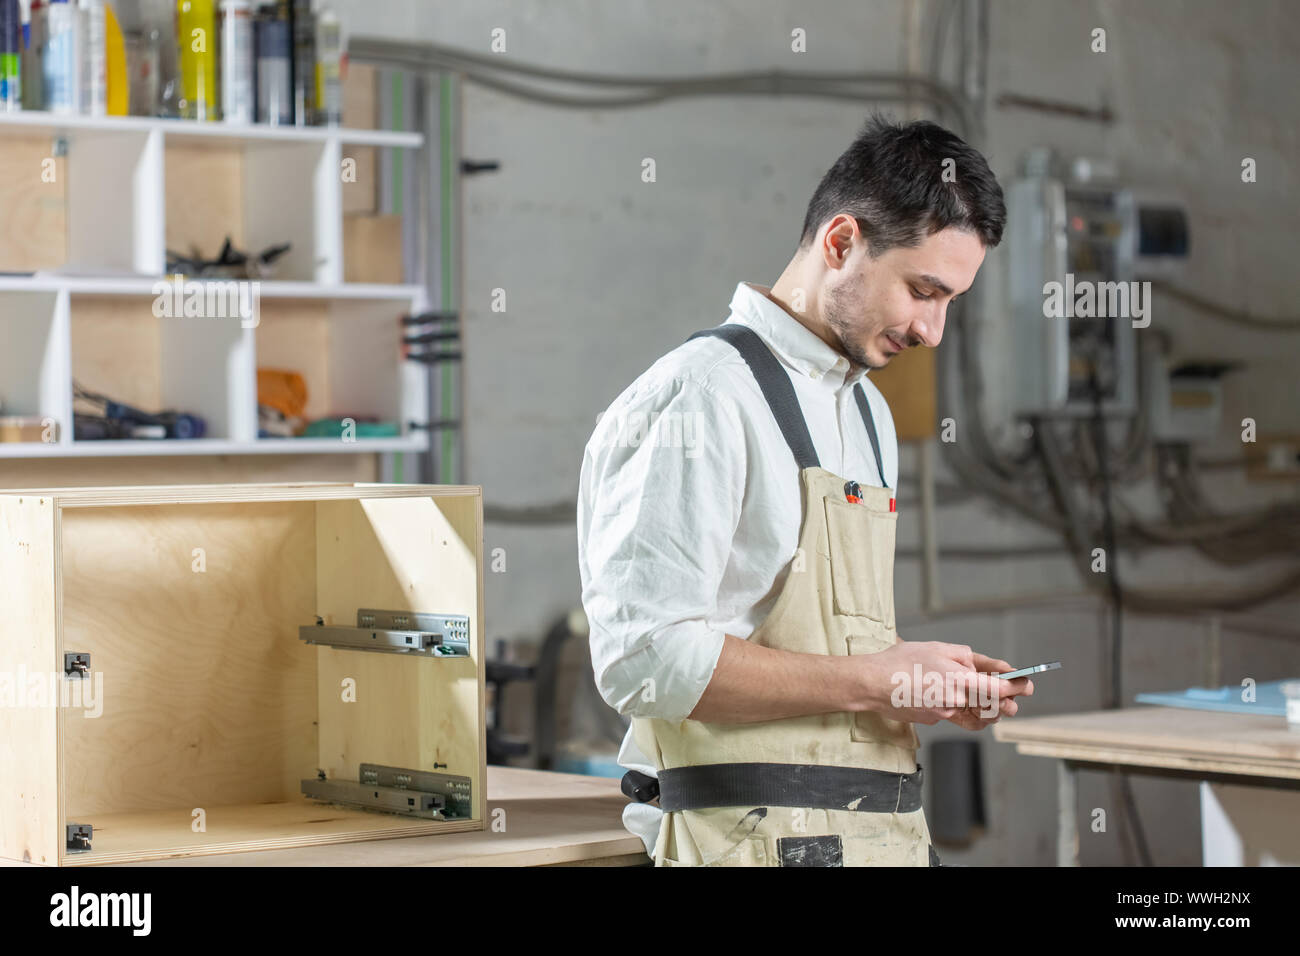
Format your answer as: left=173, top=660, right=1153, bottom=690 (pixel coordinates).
left=996, top=661, right=1061, bottom=680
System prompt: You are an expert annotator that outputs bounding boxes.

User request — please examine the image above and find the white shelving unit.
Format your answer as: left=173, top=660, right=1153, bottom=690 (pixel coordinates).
left=0, top=110, right=429, bottom=458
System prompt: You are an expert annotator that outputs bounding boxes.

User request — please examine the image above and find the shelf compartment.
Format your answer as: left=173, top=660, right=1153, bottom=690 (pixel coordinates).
left=0, top=290, right=69, bottom=447
left=166, top=136, right=340, bottom=285
left=0, top=134, right=68, bottom=273
left=0, top=127, right=162, bottom=276
left=68, top=129, right=165, bottom=275
left=253, top=297, right=425, bottom=444
left=69, top=294, right=255, bottom=444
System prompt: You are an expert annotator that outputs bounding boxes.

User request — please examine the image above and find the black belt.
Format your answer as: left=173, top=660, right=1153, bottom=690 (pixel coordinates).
left=624, top=762, right=925, bottom=814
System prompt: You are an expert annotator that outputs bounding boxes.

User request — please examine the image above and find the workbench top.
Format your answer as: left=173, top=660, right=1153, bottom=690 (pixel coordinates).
left=993, top=706, right=1300, bottom=779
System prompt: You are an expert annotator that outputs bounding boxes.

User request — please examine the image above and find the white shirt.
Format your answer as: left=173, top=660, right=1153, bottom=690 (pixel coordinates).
left=576, top=280, right=899, bottom=854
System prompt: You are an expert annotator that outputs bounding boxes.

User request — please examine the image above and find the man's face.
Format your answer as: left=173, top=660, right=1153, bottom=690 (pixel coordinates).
left=821, top=223, right=987, bottom=369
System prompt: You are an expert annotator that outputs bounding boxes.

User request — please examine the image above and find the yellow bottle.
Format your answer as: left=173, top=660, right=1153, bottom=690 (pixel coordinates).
left=106, top=2, right=128, bottom=115
left=177, top=0, right=217, bottom=120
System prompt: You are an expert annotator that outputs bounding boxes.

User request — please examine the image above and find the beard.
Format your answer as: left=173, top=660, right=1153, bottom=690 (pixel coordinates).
left=823, top=281, right=879, bottom=370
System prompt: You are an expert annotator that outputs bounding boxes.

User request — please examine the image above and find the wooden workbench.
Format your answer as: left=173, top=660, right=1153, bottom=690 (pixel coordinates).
left=81, top=767, right=646, bottom=867
left=994, top=706, right=1300, bottom=865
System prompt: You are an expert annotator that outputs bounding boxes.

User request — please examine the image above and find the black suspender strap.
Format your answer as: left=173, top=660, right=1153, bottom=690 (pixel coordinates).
left=689, top=323, right=889, bottom=488
left=688, top=324, right=820, bottom=470
left=852, top=383, right=888, bottom=491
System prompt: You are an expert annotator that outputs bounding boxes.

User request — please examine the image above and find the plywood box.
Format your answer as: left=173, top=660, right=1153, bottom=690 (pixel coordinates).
left=343, top=214, right=404, bottom=284
left=0, top=482, right=486, bottom=865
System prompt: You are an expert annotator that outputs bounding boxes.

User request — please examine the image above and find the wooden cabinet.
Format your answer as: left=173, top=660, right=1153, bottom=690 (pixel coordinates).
left=0, top=482, right=485, bottom=865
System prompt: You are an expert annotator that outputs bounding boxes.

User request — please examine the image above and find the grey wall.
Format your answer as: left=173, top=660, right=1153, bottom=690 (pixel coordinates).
left=335, top=0, right=1300, bottom=866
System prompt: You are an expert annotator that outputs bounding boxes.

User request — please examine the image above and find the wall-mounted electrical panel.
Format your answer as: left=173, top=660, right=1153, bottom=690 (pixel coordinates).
left=1006, top=148, right=1189, bottom=418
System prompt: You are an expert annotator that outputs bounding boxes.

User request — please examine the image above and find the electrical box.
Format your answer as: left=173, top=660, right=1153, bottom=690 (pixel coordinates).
left=0, top=482, right=486, bottom=865
left=1006, top=149, right=1188, bottom=418
left=1150, top=360, right=1233, bottom=443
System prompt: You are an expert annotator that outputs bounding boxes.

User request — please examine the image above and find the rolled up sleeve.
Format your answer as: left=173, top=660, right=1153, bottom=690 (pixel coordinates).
left=578, top=375, right=746, bottom=722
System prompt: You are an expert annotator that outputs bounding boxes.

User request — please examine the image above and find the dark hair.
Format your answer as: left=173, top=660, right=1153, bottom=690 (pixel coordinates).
left=798, top=113, right=1006, bottom=256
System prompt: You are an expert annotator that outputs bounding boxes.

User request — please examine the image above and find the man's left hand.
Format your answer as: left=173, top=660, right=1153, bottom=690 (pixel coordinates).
left=946, top=653, right=1033, bottom=730
left=896, top=636, right=1032, bottom=731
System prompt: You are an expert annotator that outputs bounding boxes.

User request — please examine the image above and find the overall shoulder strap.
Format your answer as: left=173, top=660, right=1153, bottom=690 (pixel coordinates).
left=687, top=324, right=820, bottom=470
left=852, top=383, right=888, bottom=490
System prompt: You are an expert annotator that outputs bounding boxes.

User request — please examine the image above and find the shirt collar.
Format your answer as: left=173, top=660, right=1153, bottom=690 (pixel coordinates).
left=726, top=281, right=871, bottom=388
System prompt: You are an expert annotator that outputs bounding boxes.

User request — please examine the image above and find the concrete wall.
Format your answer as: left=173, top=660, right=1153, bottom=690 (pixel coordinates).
left=334, top=0, right=1300, bottom=865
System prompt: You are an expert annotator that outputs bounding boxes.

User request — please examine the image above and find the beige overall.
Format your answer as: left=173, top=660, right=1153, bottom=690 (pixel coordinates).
left=630, top=324, right=937, bottom=867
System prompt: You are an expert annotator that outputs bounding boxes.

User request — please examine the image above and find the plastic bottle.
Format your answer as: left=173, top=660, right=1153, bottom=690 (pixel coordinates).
left=117, top=0, right=181, bottom=116
left=105, top=0, right=128, bottom=114
left=22, top=0, right=46, bottom=110
left=79, top=0, right=106, bottom=116
left=176, top=0, right=215, bottom=120
left=313, top=2, right=339, bottom=125
left=289, top=0, right=310, bottom=124
left=0, top=0, right=21, bottom=110
left=44, top=0, right=78, bottom=113
left=142, top=0, right=182, bottom=115
left=218, top=0, right=251, bottom=122
left=254, top=3, right=288, bottom=125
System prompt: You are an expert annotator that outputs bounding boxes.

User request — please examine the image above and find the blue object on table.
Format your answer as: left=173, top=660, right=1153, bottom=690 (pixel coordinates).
left=1135, top=678, right=1297, bottom=717
left=552, top=753, right=626, bottom=779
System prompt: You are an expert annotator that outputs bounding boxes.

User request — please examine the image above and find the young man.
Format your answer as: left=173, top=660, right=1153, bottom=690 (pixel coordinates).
left=577, top=114, right=1033, bottom=867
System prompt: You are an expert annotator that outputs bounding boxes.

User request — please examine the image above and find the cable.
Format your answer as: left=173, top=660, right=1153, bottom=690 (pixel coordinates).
left=1087, top=362, right=1153, bottom=867
left=1149, top=279, right=1300, bottom=331
left=349, top=37, right=974, bottom=122
left=1032, top=417, right=1300, bottom=607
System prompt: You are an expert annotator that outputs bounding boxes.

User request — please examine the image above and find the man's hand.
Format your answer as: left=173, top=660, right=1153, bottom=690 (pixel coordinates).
left=873, top=637, right=1033, bottom=730
left=944, top=652, right=1034, bottom=731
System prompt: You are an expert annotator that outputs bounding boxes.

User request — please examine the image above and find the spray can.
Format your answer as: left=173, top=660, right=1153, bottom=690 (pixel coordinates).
left=289, top=0, right=311, bottom=124
left=218, top=0, right=251, bottom=122
left=313, top=3, right=339, bottom=125
left=176, top=0, right=216, bottom=120
left=22, top=0, right=46, bottom=110
left=0, top=0, right=21, bottom=110
left=253, top=4, right=288, bottom=125
left=22, top=0, right=44, bottom=109
left=44, top=0, right=78, bottom=113
left=79, top=0, right=106, bottom=116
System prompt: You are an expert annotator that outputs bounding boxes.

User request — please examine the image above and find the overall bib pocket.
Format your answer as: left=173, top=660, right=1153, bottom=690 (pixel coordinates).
left=846, top=630, right=919, bottom=749
left=823, top=497, right=897, bottom=627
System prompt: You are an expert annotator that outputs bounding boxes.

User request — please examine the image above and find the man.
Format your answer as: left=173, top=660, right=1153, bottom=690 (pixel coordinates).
left=577, top=114, right=1033, bottom=867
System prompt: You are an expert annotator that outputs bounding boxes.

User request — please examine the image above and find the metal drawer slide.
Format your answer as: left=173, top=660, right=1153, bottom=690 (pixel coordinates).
left=301, top=764, right=473, bottom=820
left=299, top=608, right=470, bottom=657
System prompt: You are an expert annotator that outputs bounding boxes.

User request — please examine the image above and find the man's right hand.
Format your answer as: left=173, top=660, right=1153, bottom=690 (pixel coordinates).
left=848, top=640, right=1030, bottom=725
